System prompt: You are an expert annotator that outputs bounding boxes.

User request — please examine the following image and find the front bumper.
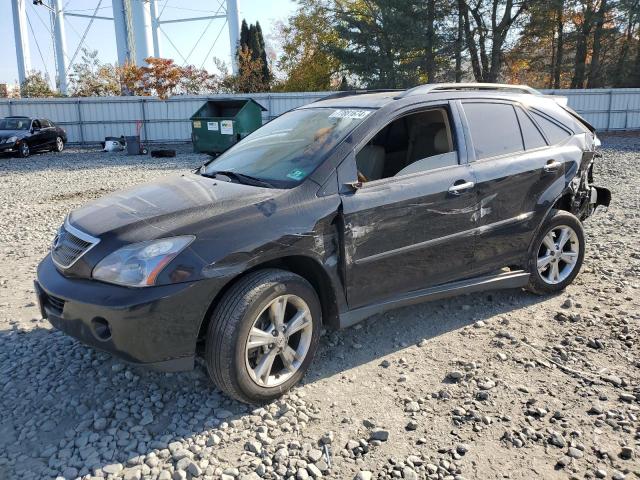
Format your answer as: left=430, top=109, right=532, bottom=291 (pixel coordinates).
left=35, top=255, right=220, bottom=371
left=0, top=142, right=17, bottom=153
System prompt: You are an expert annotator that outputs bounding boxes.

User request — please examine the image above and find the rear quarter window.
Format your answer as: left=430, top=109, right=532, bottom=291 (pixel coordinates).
left=515, top=107, right=547, bottom=150
left=462, top=102, right=524, bottom=160
left=530, top=111, right=572, bottom=145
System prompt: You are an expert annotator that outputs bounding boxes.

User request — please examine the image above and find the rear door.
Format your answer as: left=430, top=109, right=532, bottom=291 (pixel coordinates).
left=40, top=119, right=57, bottom=146
left=339, top=103, right=478, bottom=308
left=460, top=100, right=572, bottom=272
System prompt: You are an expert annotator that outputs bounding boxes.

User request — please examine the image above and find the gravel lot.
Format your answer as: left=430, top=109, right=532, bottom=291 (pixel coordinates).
left=0, top=136, right=638, bottom=480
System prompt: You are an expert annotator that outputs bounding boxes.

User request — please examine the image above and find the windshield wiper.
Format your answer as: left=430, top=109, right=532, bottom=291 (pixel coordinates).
left=201, top=170, right=275, bottom=188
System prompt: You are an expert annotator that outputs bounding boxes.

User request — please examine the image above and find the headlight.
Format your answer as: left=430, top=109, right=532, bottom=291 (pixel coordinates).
left=7, top=136, right=17, bottom=144
left=92, top=236, right=194, bottom=287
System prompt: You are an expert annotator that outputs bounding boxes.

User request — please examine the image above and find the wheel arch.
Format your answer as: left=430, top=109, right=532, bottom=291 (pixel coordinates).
left=196, top=254, right=340, bottom=344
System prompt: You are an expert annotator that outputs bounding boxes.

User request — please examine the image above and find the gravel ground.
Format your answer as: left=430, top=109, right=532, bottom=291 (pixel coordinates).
left=0, top=136, right=638, bottom=480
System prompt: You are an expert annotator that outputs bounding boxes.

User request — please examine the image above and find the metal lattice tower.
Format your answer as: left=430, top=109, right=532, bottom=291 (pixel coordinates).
left=12, top=0, right=241, bottom=95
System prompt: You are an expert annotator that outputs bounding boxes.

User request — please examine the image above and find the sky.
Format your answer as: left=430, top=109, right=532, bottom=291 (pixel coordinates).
left=0, top=0, right=297, bottom=87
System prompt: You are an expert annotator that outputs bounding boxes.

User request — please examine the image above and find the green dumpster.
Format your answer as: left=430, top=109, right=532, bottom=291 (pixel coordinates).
left=190, top=98, right=266, bottom=155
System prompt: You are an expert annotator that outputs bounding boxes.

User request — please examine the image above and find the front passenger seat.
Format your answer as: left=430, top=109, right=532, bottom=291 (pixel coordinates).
left=356, top=145, right=385, bottom=181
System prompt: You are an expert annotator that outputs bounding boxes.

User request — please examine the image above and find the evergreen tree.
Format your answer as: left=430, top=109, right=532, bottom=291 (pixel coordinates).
left=236, top=19, right=271, bottom=90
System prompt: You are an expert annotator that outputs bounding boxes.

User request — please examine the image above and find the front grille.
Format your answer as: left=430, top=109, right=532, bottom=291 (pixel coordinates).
left=51, top=223, right=98, bottom=268
left=46, top=294, right=65, bottom=314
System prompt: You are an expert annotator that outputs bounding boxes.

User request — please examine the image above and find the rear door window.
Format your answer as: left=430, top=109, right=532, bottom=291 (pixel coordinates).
left=462, top=102, right=524, bottom=160
left=515, top=107, right=547, bottom=150
left=530, top=111, right=572, bottom=145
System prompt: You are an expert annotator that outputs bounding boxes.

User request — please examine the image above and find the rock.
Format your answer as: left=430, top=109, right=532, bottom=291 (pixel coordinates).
left=612, top=472, right=625, bottom=480
left=370, top=429, right=389, bottom=442
left=548, top=432, right=566, bottom=448
left=447, top=371, right=464, bottom=381
left=456, top=443, right=469, bottom=455
left=567, top=447, right=584, bottom=459
left=308, top=449, right=323, bottom=463
left=478, top=380, right=496, bottom=390
left=307, top=463, right=322, bottom=478
left=405, top=401, right=420, bottom=412
left=588, top=404, right=604, bottom=415
left=620, top=446, right=634, bottom=460
left=245, top=440, right=262, bottom=454
left=93, top=418, right=107, bottom=431
left=556, top=456, right=572, bottom=468
left=562, top=298, right=573, bottom=308
left=320, top=431, right=334, bottom=445
left=602, top=374, right=623, bottom=387
left=406, top=420, right=418, bottom=431
left=403, top=467, right=418, bottom=480
left=354, top=471, right=373, bottom=480
left=274, top=447, right=289, bottom=463
left=103, top=463, right=124, bottom=475
left=619, top=393, right=635, bottom=403
left=297, top=467, right=310, bottom=480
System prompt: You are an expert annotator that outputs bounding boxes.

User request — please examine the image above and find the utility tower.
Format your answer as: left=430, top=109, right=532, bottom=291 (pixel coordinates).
left=13, top=0, right=241, bottom=94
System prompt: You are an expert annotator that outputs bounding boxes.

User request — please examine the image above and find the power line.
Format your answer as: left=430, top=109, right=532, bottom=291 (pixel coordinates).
left=65, top=0, right=103, bottom=75
left=25, top=10, right=52, bottom=80
left=201, top=18, right=227, bottom=70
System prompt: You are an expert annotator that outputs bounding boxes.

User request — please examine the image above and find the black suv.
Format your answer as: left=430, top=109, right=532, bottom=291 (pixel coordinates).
left=35, top=83, right=610, bottom=403
left=0, top=116, right=67, bottom=157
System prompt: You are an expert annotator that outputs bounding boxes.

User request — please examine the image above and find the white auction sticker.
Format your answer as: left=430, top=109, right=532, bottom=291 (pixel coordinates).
left=328, top=109, right=371, bottom=119
left=220, top=120, right=234, bottom=135
left=207, top=121, right=219, bottom=131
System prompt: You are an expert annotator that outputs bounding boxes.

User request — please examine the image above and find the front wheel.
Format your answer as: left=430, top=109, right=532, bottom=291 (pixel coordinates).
left=18, top=142, right=30, bottom=158
left=205, top=269, right=321, bottom=403
left=54, top=136, right=64, bottom=152
left=526, top=209, right=585, bottom=295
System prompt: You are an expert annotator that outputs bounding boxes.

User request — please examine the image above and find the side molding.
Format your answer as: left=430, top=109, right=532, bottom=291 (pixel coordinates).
left=339, top=270, right=530, bottom=328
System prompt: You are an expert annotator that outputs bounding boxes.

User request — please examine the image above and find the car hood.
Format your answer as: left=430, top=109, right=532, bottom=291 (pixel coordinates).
left=68, top=173, right=279, bottom=239
left=0, top=130, right=27, bottom=140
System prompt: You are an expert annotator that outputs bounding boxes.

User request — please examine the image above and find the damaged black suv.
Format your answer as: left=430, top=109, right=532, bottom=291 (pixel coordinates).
left=35, top=83, right=611, bottom=403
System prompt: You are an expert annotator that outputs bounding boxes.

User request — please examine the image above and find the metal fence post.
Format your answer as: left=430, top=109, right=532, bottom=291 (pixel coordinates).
left=141, top=98, right=149, bottom=141
left=8, top=100, right=13, bottom=116
left=76, top=99, right=85, bottom=144
left=606, top=89, right=613, bottom=131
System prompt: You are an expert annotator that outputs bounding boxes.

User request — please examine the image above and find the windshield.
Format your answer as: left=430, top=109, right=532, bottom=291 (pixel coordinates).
left=0, top=118, right=30, bottom=130
left=201, top=107, right=372, bottom=188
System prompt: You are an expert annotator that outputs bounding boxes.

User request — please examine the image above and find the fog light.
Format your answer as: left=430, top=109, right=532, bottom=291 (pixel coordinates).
left=91, top=317, right=112, bottom=341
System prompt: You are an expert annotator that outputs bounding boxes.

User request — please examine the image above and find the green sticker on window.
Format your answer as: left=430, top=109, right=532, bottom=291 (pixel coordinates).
left=286, top=169, right=306, bottom=181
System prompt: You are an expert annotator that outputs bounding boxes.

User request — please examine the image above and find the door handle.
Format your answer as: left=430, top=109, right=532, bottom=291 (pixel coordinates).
left=448, top=180, right=475, bottom=194
left=543, top=160, right=562, bottom=173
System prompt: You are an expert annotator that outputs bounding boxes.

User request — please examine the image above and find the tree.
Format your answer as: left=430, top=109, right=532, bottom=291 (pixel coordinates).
left=331, top=0, right=427, bottom=88
left=273, top=0, right=344, bottom=91
left=237, top=19, right=271, bottom=89
left=224, top=49, right=271, bottom=93
left=458, top=0, right=529, bottom=83
left=68, top=48, right=120, bottom=96
left=20, top=71, right=56, bottom=98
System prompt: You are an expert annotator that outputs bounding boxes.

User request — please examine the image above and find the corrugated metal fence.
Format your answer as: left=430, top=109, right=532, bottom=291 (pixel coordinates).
left=0, top=89, right=638, bottom=144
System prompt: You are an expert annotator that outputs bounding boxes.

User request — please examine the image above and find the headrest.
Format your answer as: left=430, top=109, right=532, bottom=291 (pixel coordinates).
left=434, top=128, right=449, bottom=153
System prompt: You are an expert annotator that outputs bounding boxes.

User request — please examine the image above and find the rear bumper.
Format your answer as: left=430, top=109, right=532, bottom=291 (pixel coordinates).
left=35, top=255, right=220, bottom=371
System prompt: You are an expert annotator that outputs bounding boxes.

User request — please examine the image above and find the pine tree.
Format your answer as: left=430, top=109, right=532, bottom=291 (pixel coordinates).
left=236, top=19, right=271, bottom=90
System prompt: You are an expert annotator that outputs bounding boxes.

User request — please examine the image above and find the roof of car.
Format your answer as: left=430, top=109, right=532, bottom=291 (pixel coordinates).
left=304, top=83, right=551, bottom=109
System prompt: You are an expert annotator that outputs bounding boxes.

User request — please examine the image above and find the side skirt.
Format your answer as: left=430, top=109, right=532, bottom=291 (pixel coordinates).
left=338, top=270, right=530, bottom=329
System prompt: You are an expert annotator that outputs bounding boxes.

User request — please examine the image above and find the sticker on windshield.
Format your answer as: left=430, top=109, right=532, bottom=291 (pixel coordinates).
left=328, top=109, right=371, bottom=119
left=286, top=169, right=306, bottom=181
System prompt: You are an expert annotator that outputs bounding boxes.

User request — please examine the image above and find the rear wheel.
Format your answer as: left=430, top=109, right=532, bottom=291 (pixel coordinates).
left=205, top=269, right=321, bottom=403
left=526, top=210, right=585, bottom=295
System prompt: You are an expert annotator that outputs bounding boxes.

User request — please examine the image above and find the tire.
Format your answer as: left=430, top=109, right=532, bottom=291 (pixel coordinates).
left=18, top=142, right=30, bottom=158
left=526, top=209, right=585, bottom=295
left=151, top=149, right=176, bottom=158
left=205, top=269, right=322, bottom=403
left=53, top=136, right=64, bottom=152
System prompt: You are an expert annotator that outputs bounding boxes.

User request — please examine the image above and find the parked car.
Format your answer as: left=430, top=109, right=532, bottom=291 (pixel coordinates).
left=35, top=83, right=610, bottom=403
left=0, top=116, right=67, bottom=157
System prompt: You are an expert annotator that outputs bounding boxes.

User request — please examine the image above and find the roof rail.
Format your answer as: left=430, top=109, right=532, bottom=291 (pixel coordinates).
left=396, top=83, right=541, bottom=99
left=315, top=89, right=404, bottom=103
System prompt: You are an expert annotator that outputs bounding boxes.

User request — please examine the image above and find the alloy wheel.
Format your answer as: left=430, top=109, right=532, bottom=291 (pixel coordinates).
left=536, top=225, right=580, bottom=285
left=245, top=294, right=313, bottom=388
left=20, top=143, right=29, bottom=157
left=56, top=137, right=64, bottom=152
